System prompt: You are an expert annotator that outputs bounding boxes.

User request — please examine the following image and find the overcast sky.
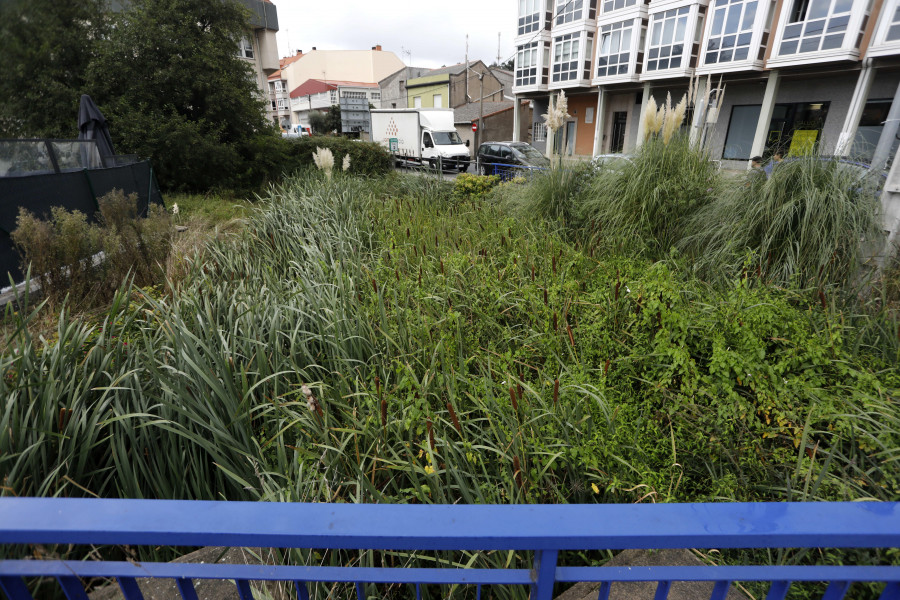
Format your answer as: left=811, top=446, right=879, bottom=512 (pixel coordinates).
left=274, top=2, right=518, bottom=69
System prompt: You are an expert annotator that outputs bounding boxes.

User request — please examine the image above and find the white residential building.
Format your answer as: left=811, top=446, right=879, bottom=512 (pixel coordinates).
left=512, top=0, right=900, bottom=168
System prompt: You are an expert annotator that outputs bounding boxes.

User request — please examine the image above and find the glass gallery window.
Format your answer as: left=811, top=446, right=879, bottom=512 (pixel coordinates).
left=597, top=20, right=634, bottom=77
left=519, top=0, right=542, bottom=35
left=602, top=0, right=636, bottom=12
left=647, top=6, right=689, bottom=71
left=779, top=0, right=852, bottom=55
left=552, top=33, right=581, bottom=82
left=887, top=5, right=900, bottom=42
left=705, top=0, right=757, bottom=64
left=516, top=42, right=539, bottom=86
left=556, top=0, right=584, bottom=25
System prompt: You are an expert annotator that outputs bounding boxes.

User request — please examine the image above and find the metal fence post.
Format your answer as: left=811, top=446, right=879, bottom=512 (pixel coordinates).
left=531, top=549, right=558, bottom=600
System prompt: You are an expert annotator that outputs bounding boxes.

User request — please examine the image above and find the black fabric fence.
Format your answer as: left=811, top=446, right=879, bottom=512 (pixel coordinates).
left=0, top=160, right=164, bottom=285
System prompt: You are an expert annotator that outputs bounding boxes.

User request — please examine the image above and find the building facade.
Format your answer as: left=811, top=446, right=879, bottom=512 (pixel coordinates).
left=512, top=0, right=900, bottom=168
left=289, top=80, right=381, bottom=130
left=236, top=0, right=280, bottom=116
left=406, top=61, right=505, bottom=109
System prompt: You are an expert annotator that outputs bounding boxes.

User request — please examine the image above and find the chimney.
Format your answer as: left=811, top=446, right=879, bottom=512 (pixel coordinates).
left=296, top=49, right=302, bottom=55
left=312, top=46, right=316, bottom=51
left=375, top=44, right=382, bottom=51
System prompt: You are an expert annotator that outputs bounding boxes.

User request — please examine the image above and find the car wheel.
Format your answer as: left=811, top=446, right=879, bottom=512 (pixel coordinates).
left=480, top=164, right=490, bottom=176
left=459, top=164, right=468, bottom=173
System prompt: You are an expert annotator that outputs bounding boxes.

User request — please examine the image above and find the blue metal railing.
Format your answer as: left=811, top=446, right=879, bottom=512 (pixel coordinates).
left=1, top=499, right=898, bottom=600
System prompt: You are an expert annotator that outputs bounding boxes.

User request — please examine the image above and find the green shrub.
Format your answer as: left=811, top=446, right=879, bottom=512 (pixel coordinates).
left=504, top=163, right=592, bottom=232
left=11, top=206, right=103, bottom=305
left=581, top=132, right=720, bottom=258
left=11, top=189, right=172, bottom=307
left=683, top=154, right=884, bottom=289
left=283, top=135, right=393, bottom=176
left=452, top=173, right=499, bottom=201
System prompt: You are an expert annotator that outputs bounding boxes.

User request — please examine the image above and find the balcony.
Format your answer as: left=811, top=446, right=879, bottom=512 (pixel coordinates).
left=1, top=499, right=898, bottom=600
left=640, top=1, right=708, bottom=81
left=867, top=0, right=900, bottom=60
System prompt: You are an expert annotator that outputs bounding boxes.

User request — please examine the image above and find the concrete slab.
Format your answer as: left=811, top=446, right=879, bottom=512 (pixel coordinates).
left=554, top=549, right=750, bottom=600
left=88, top=546, right=278, bottom=600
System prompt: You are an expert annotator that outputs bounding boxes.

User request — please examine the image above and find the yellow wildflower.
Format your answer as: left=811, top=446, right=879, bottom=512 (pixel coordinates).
left=424, top=465, right=434, bottom=475
left=591, top=483, right=600, bottom=494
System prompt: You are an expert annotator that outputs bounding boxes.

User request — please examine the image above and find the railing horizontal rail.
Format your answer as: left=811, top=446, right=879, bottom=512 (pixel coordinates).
left=1, top=499, right=899, bottom=600
left=1, top=499, right=897, bottom=550
left=0, top=562, right=534, bottom=585
left=3, top=561, right=900, bottom=585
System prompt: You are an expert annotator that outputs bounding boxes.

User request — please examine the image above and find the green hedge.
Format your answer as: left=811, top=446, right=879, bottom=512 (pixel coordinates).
left=283, top=136, right=393, bottom=177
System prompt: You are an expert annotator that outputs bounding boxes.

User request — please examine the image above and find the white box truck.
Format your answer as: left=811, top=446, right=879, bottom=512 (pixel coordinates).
left=370, top=108, right=470, bottom=172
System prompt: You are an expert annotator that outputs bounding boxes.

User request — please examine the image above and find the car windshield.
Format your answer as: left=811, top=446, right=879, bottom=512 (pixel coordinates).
left=511, top=144, right=549, bottom=166
left=433, top=131, right=463, bottom=145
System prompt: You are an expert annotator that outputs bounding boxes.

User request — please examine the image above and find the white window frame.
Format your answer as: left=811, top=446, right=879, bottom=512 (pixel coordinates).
left=433, top=94, right=443, bottom=108
left=645, top=6, right=691, bottom=74
left=703, top=0, right=759, bottom=65
left=519, top=0, right=543, bottom=35
left=768, top=0, right=869, bottom=65
left=556, top=0, right=584, bottom=25
left=414, top=96, right=422, bottom=108
left=516, top=42, right=540, bottom=87
left=869, top=0, right=900, bottom=57
left=238, top=37, right=254, bottom=59
left=601, top=0, right=638, bottom=14
left=595, top=18, right=636, bottom=79
left=552, top=32, right=582, bottom=83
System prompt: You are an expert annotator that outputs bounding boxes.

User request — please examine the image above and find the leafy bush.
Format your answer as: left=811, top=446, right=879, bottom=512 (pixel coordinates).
left=11, top=189, right=172, bottom=306
left=284, top=136, right=393, bottom=176
left=11, top=206, right=103, bottom=305
left=503, top=163, right=592, bottom=231
left=581, top=132, right=720, bottom=258
left=452, top=173, right=499, bottom=201
left=683, top=154, right=884, bottom=289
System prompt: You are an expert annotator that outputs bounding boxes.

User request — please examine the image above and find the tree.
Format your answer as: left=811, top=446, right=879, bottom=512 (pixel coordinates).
left=85, top=0, right=277, bottom=191
left=0, top=0, right=108, bottom=137
left=309, top=105, right=343, bottom=136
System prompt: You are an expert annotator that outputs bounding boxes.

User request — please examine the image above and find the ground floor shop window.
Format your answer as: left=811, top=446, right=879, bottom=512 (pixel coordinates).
left=723, top=104, right=762, bottom=160
left=850, top=99, right=893, bottom=164
left=720, top=101, right=830, bottom=160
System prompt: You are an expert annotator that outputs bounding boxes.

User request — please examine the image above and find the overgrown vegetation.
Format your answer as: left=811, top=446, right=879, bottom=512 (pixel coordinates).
left=3, top=145, right=899, bottom=598
left=10, top=189, right=171, bottom=307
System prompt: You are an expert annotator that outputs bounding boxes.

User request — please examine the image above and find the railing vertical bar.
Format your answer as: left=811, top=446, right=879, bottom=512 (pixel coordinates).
left=531, top=549, right=559, bottom=600
left=821, top=581, right=851, bottom=600
left=294, top=580, right=310, bottom=600
left=0, top=576, right=34, bottom=600
left=653, top=581, right=671, bottom=600
left=57, top=576, right=89, bottom=600
left=709, top=581, right=732, bottom=600
left=476, top=584, right=482, bottom=600
left=596, top=582, right=611, bottom=600
left=416, top=583, right=422, bottom=600
left=175, top=577, right=199, bottom=600
left=117, top=577, right=145, bottom=600
left=766, top=581, right=792, bottom=600
left=880, top=582, right=900, bottom=600
left=356, top=581, right=365, bottom=600
left=235, top=579, right=254, bottom=600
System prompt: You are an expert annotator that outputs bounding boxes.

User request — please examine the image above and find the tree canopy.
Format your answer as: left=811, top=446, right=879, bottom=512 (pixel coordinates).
left=0, top=0, right=108, bottom=138
left=0, top=0, right=282, bottom=191
left=86, top=0, right=276, bottom=190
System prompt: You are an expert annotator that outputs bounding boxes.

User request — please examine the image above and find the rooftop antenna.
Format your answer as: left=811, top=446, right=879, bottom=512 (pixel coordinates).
left=497, top=32, right=501, bottom=66
left=465, top=34, right=470, bottom=102
left=401, top=46, right=412, bottom=66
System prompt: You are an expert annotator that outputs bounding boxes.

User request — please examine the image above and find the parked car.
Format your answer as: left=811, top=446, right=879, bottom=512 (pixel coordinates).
left=476, top=142, right=549, bottom=175
left=590, top=153, right=633, bottom=174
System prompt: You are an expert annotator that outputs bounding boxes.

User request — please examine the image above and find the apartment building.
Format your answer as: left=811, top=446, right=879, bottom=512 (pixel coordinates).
left=512, top=0, right=900, bottom=168
left=289, top=80, right=381, bottom=130
left=236, top=0, right=280, bottom=107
